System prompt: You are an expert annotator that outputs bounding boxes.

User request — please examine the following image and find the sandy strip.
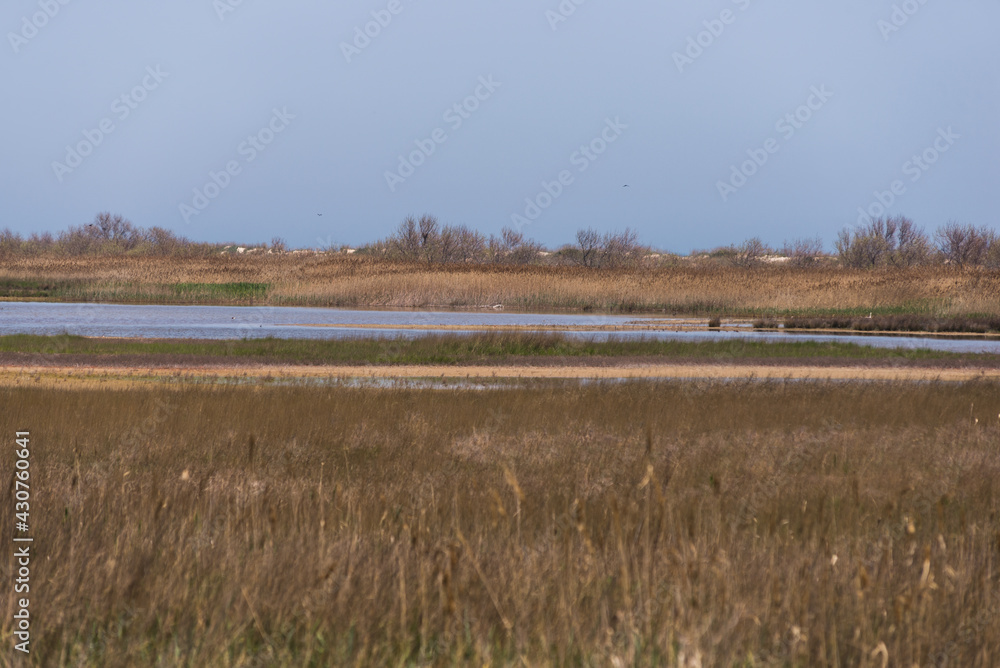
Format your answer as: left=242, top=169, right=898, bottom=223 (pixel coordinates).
left=2, top=364, right=999, bottom=387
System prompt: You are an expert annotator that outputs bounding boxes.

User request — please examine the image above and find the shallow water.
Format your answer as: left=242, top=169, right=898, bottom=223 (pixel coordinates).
left=2, top=301, right=1000, bottom=354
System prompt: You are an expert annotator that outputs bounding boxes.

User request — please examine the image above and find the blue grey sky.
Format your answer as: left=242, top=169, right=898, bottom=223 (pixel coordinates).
left=2, top=0, right=996, bottom=252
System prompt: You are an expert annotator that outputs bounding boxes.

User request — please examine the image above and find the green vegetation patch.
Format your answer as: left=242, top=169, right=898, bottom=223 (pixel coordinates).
left=170, top=282, right=269, bottom=302
left=0, top=332, right=988, bottom=366
left=0, top=278, right=89, bottom=299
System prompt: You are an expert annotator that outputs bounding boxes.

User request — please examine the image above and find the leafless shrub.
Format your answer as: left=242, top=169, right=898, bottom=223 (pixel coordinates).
left=436, top=226, right=459, bottom=263
left=551, top=243, right=582, bottom=266
left=935, top=221, right=994, bottom=267
left=733, top=237, right=771, bottom=268
left=571, top=227, right=643, bottom=268
left=836, top=216, right=931, bottom=268
left=0, top=228, right=22, bottom=258
left=488, top=227, right=543, bottom=265
left=432, top=225, right=488, bottom=264
left=780, top=237, right=824, bottom=267
left=0, top=213, right=219, bottom=258
left=417, top=214, right=439, bottom=261
left=451, top=225, right=487, bottom=263
left=55, top=212, right=139, bottom=255
left=986, top=235, right=1000, bottom=269
left=24, top=231, right=55, bottom=255
left=891, top=217, right=932, bottom=266
left=575, top=227, right=602, bottom=267
left=388, top=216, right=422, bottom=260
left=600, top=227, right=643, bottom=268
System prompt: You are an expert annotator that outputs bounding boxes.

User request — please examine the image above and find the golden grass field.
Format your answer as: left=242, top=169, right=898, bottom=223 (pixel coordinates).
left=2, top=378, right=999, bottom=665
left=3, top=362, right=1000, bottom=387
left=2, top=253, right=999, bottom=665
left=3, top=254, right=1000, bottom=315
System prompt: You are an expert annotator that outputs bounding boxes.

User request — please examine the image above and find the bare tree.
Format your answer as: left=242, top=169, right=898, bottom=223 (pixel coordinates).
left=935, top=222, right=992, bottom=266
left=986, top=234, right=1000, bottom=269
left=781, top=237, right=824, bottom=267
left=389, top=216, right=422, bottom=260
left=436, top=226, right=458, bottom=263
left=487, top=227, right=543, bottom=265
left=836, top=216, right=930, bottom=268
left=384, top=219, right=492, bottom=264
left=26, top=231, right=55, bottom=256
left=836, top=227, right=881, bottom=268
left=452, top=225, right=486, bottom=263
left=0, top=228, right=22, bottom=259
left=91, top=212, right=136, bottom=243
left=142, top=227, right=185, bottom=255
left=417, top=215, right=439, bottom=261
left=733, top=237, right=770, bottom=268
left=0, top=218, right=214, bottom=258
left=576, top=228, right=602, bottom=267
left=601, top=228, right=643, bottom=268
left=891, top=217, right=931, bottom=267
left=55, top=212, right=141, bottom=255
left=499, top=227, right=524, bottom=260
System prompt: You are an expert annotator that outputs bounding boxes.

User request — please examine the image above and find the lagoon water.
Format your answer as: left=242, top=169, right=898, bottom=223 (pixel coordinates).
left=2, top=301, right=1000, bottom=354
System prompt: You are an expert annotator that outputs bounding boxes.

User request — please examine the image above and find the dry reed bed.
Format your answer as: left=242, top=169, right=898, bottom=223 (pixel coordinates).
left=4, top=363, right=1000, bottom=387
left=1, top=381, right=998, bottom=665
left=2, top=255, right=1000, bottom=314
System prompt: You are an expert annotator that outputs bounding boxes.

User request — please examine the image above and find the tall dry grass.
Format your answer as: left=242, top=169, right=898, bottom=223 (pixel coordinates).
left=2, top=254, right=1000, bottom=315
left=1, top=380, right=998, bottom=665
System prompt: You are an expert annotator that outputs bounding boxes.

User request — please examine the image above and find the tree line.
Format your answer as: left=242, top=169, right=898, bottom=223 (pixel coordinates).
left=367, top=215, right=1000, bottom=269
left=365, top=216, right=645, bottom=268
left=2, top=212, right=998, bottom=269
left=835, top=216, right=1000, bottom=268
left=0, top=213, right=219, bottom=259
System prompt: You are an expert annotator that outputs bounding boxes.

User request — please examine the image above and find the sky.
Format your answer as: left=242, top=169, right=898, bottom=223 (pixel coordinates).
left=1, top=0, right=997, bottom=253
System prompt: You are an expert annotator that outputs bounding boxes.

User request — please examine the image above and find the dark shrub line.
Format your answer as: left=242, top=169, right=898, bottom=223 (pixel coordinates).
left=3, top=213, right=998, bottom=269
left=753, top=314, right=1000, bottom=334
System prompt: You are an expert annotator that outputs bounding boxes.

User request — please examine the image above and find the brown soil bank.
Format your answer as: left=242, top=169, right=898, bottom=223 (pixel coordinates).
left=2, top=255, right=999, bottom=315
